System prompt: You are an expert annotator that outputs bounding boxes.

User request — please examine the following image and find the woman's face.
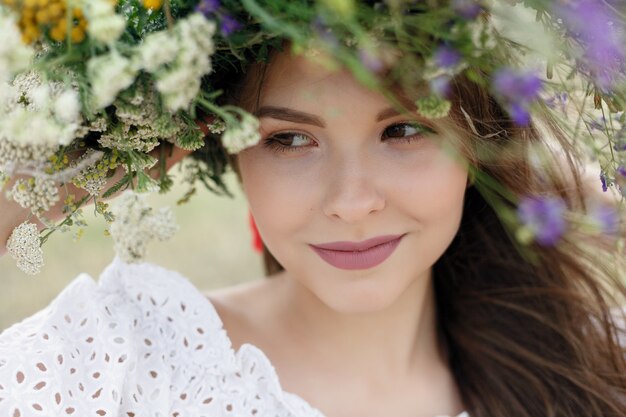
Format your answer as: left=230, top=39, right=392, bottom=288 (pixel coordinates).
left=236, top=51, right=469, bottom=313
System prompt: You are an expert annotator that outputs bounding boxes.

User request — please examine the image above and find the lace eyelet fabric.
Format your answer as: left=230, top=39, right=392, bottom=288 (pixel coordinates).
left=0, top=258, right=470, bottom=417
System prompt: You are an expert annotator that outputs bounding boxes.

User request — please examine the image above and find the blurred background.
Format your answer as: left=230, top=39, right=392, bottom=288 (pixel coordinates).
left=0, top=169, right=263, bottom=331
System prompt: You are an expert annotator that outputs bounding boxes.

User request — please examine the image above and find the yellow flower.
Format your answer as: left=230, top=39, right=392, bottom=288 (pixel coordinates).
left=71, top=26, right=85, bottom=43
left=49, top=21, right=66, bottom=42
left=142, top=0, right=163, bottom=11
left=21, top=23, right=41, bottom=44
left=47, top=3, right=65, bottom=20
left=35, top=8, right=51, bottom=24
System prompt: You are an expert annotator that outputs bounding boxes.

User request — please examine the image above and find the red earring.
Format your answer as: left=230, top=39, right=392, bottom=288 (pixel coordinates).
left=248, top=211, right=263, bottom=253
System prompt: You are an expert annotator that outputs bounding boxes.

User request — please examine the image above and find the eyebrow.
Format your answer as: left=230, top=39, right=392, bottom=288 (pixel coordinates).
left=255, top=106, right=325, bottom=127
left=254, top=105, right=418, bottom=127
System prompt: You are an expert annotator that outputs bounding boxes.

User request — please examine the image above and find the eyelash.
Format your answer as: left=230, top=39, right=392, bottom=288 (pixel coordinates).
left=261, top=122, right=435, bottom=154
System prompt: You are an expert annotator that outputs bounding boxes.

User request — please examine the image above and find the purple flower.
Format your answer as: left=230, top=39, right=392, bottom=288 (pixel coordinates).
left=311, top=17, right=339, bottom=49
left=493, top=68, right=542, bottom=126
left=517, top=195, right=567, bottom=246
left=600, top=172, right=608, bottom=192
left=195, top=0, right=219, bottom=16
left=429, top=75, right=452, bottom=98
left=493, top=69, right=542, bottom=101
left=452, top=0, right=483, bottom=20
left=219, top=14, right=241, bottom=37
left=544, top=92, right=568, bottom=115
left=553, top=0, right=626, bottom=91
left=618, top=165, right=626, bottom=178
left=358, top=48, right=384, bottom=73
left=590, top=204, right=619, bottom=235
left=508, top=102, right=531, bottom=126
left=586, top=116, right=607, bottom=131
left=433, top=46, right=462, bottom=68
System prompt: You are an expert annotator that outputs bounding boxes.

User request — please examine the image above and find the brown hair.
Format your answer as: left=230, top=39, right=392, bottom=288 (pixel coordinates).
left=215, top=47, right=626, bottom=417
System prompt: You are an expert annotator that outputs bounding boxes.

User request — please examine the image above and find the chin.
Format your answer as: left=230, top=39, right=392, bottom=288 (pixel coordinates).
left=317, top=279, right=408, bottom=315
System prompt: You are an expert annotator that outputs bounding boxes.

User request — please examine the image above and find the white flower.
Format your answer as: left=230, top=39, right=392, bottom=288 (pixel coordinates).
left=0, top=71, right=81, bottom=163
left=83, top=0, right=126, bottom=44
left=7, top=176, right=60, bottom=216
left=137, top=13, right=216, bottom=112
left=108, top=191, right=178, bottom=263
left=54, top=90, right=80, bottom=124
left=468, top=18, right=497, bottom=56
left=88, top=52, right=137, bottom=109
left=155, top=67, right=201, bottom=112
left=0, top=10, right=34, bottom=82
left=136, top=31, right=179, bottom=73
left=7, top=221, right=44, bottom=275
left=221, top=113, right=261, bottom=154
left=28, top=84, right=51, bottom=110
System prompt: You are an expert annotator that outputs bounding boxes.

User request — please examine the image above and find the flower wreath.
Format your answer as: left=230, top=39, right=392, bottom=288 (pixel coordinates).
left=0, top=0, right=624, bottom=274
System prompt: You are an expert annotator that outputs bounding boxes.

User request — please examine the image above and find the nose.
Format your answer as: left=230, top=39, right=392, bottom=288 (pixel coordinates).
left=321, top=152, right=386, bottom=223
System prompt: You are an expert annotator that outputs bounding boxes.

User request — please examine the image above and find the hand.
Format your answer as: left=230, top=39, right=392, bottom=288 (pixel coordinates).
left=0, top=120, right=210, bottom=257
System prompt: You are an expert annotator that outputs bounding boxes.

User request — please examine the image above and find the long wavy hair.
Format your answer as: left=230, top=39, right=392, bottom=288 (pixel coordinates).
left=205, top=44, right=626, bottom=417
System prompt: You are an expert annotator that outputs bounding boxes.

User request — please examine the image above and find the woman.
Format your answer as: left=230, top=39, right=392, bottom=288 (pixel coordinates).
left=1, top=2, right=625, bottom=417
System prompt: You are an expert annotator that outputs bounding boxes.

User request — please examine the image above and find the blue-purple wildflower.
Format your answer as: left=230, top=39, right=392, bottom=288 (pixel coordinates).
left=195, top=0, right=220, bottom=16
left=600, top=172, right=608, bottom=192
left=618, top=165, right=626, bottom=178
left=493, top=68, right=542, bottom=126
left=544, top=92, right=568, bottom=115
left=590, top=204, right=619, bottom=235
left=586, top=116, right=607, bottom=131
left=219, top=14, right=241, bottom=37
left=429, top=75, right=452, bottom=98
left=517, top=195, right=567, bottom=246
left=552, top=0, right=626, bottom=91
left=433, top=46, right=462, bottom=69
left=452, top=0, right=483, bottom=20
left=358, top=48, right=385, bottom=73
left=312, top=17, right=339, bottom=49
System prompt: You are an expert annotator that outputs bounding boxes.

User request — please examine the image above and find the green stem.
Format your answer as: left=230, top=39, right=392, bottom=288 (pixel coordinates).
left=164, top=0, right=175, bottom=30
left=39, top=194, right=90, bottom=244
left=196, top=96, right=235, bottom=124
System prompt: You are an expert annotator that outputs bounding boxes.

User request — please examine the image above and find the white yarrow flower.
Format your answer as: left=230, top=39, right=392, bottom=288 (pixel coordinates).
left=155, top=67, right=201, bottom=112
left=54, top=90, right=80, bottom=124
left=0, top=10, right=34, bottom=82
left=136, top=13, right=216, bottom=112
left=7, top=221, right=44, bottom=275
left=88, top=52, right=137, bottom=109
left=136, top=31, right=179, bottom=73
left=108, top=191, right=178, bottom=263
left=83, top=0, right=126, bottom=44
left=221, top=113, right=261, bottom=154
left=28, top=84, right=51, bottom=110
left=8, top=176, right=60, bottom=216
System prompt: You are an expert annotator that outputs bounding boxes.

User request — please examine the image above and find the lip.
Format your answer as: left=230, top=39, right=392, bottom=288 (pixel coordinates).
left=309, top=234, right=406, bottom=270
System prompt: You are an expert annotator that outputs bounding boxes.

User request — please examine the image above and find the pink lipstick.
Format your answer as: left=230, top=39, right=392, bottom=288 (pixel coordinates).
left=310, top=234, right=405, bottom=270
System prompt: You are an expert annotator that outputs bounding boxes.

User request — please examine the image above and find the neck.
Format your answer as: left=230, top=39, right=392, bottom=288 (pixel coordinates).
left=276, top=268, right=447, bottom=382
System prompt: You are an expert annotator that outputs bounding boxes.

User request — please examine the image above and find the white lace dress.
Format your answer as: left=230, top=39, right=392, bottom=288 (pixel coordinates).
left=0, top=258, right=470, bottom=417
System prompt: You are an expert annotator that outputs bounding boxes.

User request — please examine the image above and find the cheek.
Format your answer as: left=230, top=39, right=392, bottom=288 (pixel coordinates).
left=387, top=146, right=468, bottom=215
left=238, top=151, right=319, bottom=241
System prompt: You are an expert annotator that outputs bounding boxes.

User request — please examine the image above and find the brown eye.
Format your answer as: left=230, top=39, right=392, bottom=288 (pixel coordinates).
left=382, top=122, right=435, bottom=144
left=271, top=133, right=312, bottom=147
left=262, top=132, right=316, bottom=153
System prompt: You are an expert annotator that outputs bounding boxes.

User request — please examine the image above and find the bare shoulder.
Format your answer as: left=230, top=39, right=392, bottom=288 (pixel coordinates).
left=203, top=271, right=285, bottom=312
left=203, top=272, right=287, bottom=351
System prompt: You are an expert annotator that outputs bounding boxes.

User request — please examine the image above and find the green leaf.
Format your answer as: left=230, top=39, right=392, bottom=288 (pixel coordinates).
left=102, top=174, right=132, bottom=198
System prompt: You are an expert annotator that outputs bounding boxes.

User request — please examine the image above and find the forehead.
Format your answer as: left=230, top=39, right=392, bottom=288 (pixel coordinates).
left=257, top=51, right=394, bottom=115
